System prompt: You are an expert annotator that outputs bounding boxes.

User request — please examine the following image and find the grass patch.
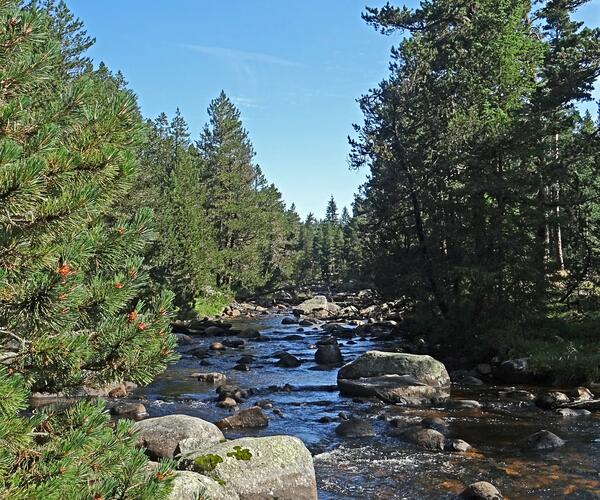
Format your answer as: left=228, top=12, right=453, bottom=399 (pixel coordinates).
left=194, top=289, right=233, bottom=317
left=502, top=312, right=600, bottom=384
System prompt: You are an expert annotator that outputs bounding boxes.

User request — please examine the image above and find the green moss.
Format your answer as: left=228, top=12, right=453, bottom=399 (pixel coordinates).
left=193, top=454, right=223, bottom=473
left=226, top=445, right=252, bottom=460
left=215, top=478, right=227, bottom=486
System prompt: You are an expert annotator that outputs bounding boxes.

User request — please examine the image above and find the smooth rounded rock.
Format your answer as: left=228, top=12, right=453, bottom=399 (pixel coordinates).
left=276, top=353, right=302, bottom=368
left=337, top=351, right=450, bottom=405
left=216, top=406, right=269, bottom=430
left=460, top=481, right=503, bottom=499
left=218, top=397, right=238, bottom=409
left=396, top=427, right=446, bottom=451
left=524, top=429, right=565, bottom=450
left=168, top=471, right=238, bottom=500
left=334, top=418, right=376, bottom=438
left=110, top=402, right=148, bottom=420
left=315, top=344, right=343, bottom=365
left=133, top=415, right=224, bottom=460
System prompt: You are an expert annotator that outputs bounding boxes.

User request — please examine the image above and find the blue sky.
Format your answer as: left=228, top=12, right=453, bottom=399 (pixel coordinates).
left=68, top=0, right=599, bottom=218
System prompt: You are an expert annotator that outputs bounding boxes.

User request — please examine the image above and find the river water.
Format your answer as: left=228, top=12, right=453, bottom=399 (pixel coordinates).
left=135, top=315, right=600, bottom=499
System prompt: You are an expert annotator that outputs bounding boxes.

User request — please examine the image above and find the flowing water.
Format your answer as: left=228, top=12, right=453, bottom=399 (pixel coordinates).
left=133, top=315, right=600, bottom=499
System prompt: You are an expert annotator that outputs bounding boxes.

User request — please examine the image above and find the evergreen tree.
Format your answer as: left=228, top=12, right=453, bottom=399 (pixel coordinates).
left=354, top=0, right=600, bottom=354
left=198, top=92, right=279, bottom=294
left=26, top=0, right=95, bottom=75
left=0, top=2, right=175, bottom=496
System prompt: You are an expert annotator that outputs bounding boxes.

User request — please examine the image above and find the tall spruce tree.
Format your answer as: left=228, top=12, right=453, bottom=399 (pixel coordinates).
left=198, top=92, right=278, bottom=294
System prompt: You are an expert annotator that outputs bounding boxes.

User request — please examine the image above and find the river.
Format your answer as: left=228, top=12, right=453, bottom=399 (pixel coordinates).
left=133, top=314, right=600, bottom=499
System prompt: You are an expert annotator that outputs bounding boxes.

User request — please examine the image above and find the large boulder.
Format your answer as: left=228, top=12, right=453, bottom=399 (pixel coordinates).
left=185, top=436, right=317, bottom=499
left=133, top=415, right=224, bottom=460
left=293, top=296, right=329, bottom=315
left=337, top=351, right=450, bottom=405
left=169, top=471, right=238, bottom=500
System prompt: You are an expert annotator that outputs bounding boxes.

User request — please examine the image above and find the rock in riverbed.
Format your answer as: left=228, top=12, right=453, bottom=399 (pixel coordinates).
left=337, top=351, right=451, bottom=405
left=193, top=372, right=226, bottom=384
left=524, top=429, right=565, bottom=450
left=556, top=408, right=591, bottom=417
left=110, top=402, right=148, bottom=420
left=315, top=340, right=343, bottom=365
left=460, top=481, right=503, bottom=499
left=276, top=352, right=302, bottom=368
left=534, top=391, right=570, bottom=409
left=335, top=418, right=376, bottom=437
left=216, top=406, right=269, bottom=430
left=169, top=471, right=238, bottom=500
left=184, top=436, right=317, bottom=500
left=133, top=415, right=224, bottom=460
left=293, top=296, right=329, bottom=315
left=395, top=427, right=446, bottom=451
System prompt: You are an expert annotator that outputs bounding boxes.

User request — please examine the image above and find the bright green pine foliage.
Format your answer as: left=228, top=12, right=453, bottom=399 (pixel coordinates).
left=0, top=0, right=177, bottom=393
left=0, top=2, right=176, bottom=497
left=0, top=368, right=175, bottom=500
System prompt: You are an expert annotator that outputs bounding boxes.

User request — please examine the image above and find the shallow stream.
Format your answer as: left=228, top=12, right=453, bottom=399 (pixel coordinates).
left=134, top=315, right=600, bottom=499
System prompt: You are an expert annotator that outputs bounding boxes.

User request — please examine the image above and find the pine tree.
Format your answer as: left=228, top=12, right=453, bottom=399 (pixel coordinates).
left=198, top=92, right=274, bottom=294
left=27, top=0, right=95, bottom=75
left=354, top=0, right=600, bottom=359
left=0, top=2, right=175, bottom=497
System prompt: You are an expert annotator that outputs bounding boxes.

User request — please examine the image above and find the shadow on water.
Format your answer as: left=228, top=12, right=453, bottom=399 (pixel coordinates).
left=133, top=315, right=600, bottom=499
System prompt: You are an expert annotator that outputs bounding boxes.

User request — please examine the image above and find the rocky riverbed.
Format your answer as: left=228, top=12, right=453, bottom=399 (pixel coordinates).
left=97, top=309, right=599, bottom=498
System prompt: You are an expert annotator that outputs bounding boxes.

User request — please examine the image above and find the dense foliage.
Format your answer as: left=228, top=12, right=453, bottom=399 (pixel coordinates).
left=352, top=0, right=600, bottom=377
left=126, top=95, right=365, bottom=315
left=0, top=1, right=175, bottom=497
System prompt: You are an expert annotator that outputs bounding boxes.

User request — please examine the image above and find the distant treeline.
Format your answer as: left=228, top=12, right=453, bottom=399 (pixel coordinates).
left=121, top=96, right=365, bottom=314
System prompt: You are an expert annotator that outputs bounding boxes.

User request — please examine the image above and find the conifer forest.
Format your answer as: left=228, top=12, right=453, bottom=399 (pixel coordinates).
left=1, top=1, right=599, bottom=499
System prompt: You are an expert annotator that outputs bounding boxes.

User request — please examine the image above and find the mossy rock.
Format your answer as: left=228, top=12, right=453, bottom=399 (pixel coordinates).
left=185, top=436, right=317, bottom=499
left=193, top=453, right=224, bottom=473
left=168, top=471, right=238, bottom=500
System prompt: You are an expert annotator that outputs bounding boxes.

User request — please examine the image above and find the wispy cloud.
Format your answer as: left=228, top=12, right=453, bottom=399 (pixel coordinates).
left=232, top=96, right=263, bottom=110
left=180, top=44, right=302, bottom=68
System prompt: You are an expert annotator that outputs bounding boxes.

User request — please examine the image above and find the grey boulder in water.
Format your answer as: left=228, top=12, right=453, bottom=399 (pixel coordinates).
left=337, top=350, right=451, bottom=405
